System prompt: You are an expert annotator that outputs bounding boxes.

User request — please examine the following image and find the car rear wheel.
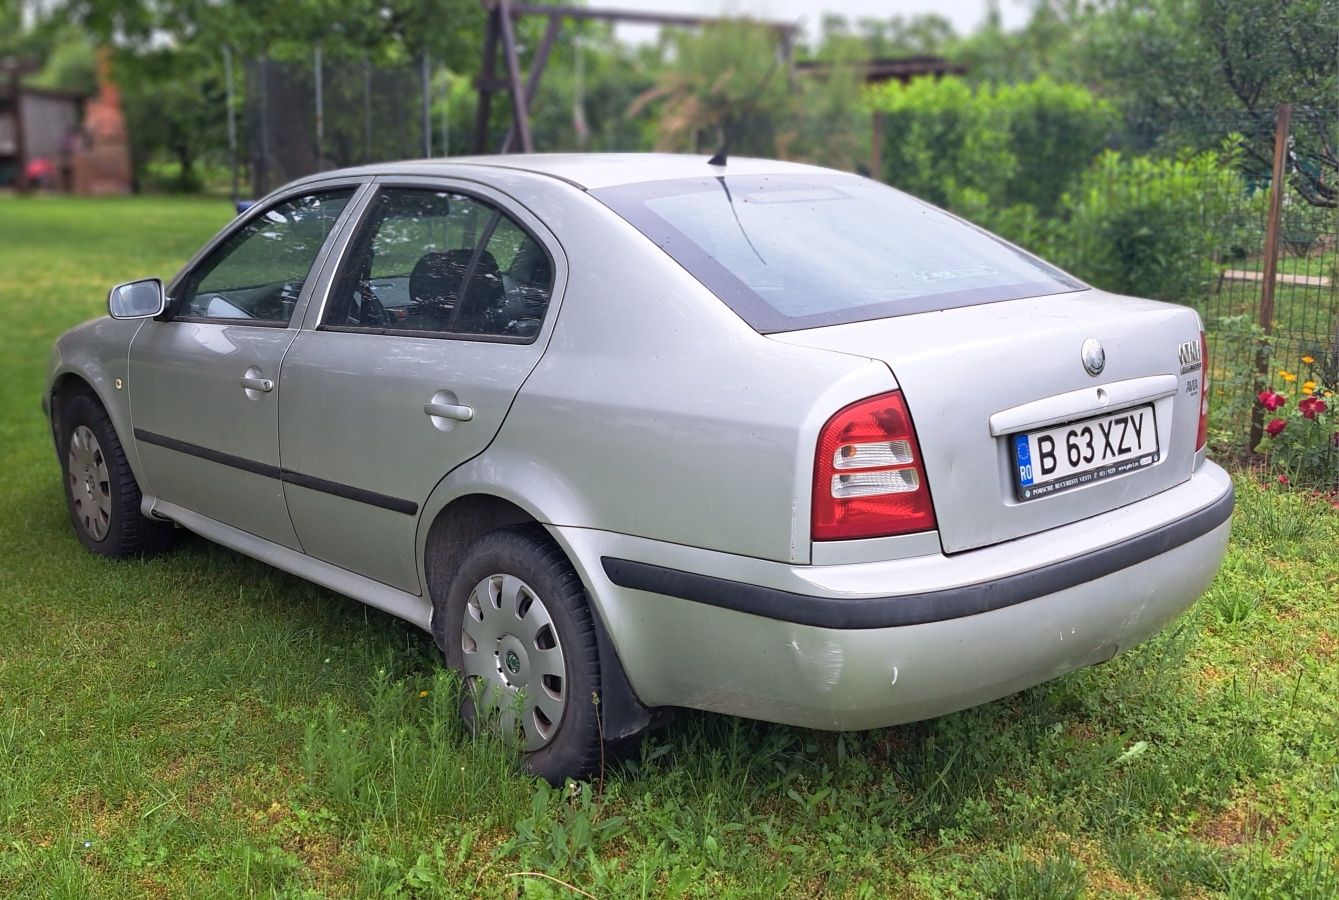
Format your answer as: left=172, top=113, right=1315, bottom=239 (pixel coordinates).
left=59, top=392, right=174, bottom=557
left=437, top=528, right=603, bottom=784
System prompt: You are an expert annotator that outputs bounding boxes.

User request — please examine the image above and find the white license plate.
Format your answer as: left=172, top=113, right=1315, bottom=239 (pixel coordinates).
left=1012, top=405, right=1159, bottom=501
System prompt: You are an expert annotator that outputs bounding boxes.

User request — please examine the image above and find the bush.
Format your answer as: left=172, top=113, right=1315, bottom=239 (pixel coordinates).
left=1048, top=150, right=1247, bottom=301
left=867, top=75, right=1116, bottom=216
left=868, top=76, right=1013, bottom=209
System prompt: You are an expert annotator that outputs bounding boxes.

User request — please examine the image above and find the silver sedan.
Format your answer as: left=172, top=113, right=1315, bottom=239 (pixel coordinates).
left=44, top=155, right=1233, bottom=782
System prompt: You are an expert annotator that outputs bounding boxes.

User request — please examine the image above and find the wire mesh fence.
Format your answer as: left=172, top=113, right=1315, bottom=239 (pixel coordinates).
left=245, top=50, right=431, bottom=197
left=1165, top=107, right=1336, bottom=482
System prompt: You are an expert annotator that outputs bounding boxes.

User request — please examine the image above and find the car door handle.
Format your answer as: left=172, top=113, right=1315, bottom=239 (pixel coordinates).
left=239, top=375, right=274, bottom=393
left=424, top=401, right=473, bottom=422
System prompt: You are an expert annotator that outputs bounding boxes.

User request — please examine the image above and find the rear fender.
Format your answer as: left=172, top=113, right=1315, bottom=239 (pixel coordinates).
left=414, top=451, right=653, bottom=739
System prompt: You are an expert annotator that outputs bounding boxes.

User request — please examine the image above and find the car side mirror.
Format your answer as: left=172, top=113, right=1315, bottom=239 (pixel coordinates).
left=108, top=278, right=167, bottom=319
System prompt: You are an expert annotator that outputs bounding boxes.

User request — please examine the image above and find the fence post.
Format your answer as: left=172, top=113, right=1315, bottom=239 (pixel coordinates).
left=870, top=111, right=883, bottom=181
left=363, top=58, right=372, bottom=163
left=224, top=46, right=238, bottom=205
left=255, top=58, right=270, bottom=197
left=314, top=43, right=324, bottom=172
left=1249, top=102, right=1293, bottom=450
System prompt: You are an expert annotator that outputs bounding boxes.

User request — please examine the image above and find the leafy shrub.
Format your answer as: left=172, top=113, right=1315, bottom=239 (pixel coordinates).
left=867, top=75, right=1116, bottom=216
left=1206, top=314, right=1273, bottom=452
left=989, top=77, right=1120, bottom=215
left=1049, top=150, right=1247, bottom=301
left=868, top=76, right=1013, bottom=209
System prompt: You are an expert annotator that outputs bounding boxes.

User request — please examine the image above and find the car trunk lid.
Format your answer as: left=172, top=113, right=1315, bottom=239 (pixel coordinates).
left=771, top=289, right=1205, bottom=553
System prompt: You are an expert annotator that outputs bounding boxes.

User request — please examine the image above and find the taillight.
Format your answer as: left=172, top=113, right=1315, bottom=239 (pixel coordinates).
left=812, top=391, right=936, bottom=541
left=1196, top=329, right=1209, bottom=451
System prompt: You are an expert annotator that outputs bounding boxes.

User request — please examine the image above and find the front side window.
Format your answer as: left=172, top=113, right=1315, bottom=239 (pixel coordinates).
left=593, top=174, right=1084, bottom=333
left=175, top=190, right=355, bottom=324
left=324, top=187, right=553, bottom=340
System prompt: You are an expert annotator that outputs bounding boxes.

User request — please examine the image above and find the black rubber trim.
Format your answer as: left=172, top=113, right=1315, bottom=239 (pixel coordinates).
left=281, top=469, right=419, bottom=516
left=601, top=485, right=1234, bottom=630
left=135, top=428, right=281, bottom=479
left=133, top=428, right=418, bottom=516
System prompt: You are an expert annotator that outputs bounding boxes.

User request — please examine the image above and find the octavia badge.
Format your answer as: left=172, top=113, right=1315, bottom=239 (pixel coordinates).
left=1081, top=338, right=1106, bottom=376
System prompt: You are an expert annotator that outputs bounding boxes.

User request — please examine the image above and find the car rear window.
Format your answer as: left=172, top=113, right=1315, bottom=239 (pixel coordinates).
left=593, top=174, right=1084, bottom=333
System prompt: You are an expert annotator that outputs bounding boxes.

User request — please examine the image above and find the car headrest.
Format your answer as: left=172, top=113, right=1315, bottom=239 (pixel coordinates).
left=408, top=250, right=470, bottom=309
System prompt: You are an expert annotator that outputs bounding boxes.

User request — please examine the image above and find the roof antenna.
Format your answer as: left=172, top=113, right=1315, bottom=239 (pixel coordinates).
left=704, top=24, right=792, bottom=169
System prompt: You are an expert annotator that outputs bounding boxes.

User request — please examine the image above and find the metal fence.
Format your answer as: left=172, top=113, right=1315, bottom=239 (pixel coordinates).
left=1178, top=106, right=1336, bottom=478
left=244, top=50, right=434, bottom=197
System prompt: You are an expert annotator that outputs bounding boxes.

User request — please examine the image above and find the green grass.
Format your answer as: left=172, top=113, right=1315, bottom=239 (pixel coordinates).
left=1226, top=245, right=1338, bottom=281
left=2, top=196, right=1337, bottom=897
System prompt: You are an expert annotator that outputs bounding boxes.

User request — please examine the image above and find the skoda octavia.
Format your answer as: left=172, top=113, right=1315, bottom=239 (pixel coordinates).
left=45, top=155, right=1233, bottom=782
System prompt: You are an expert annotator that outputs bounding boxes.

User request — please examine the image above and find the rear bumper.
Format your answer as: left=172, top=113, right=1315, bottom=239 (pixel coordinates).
left=602, top=487, right=1232, bottom=629
left=554, top=461, right=1234, bottom=730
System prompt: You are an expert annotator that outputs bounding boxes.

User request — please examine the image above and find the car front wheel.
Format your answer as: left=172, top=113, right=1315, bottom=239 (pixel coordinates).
left=437, top=528, right=603, bottom=784
left=59, top=392, right=173, bottom=557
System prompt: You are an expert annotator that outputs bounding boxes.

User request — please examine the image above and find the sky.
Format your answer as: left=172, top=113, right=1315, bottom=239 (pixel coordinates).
left=609, top=0, right=1032, bottom=44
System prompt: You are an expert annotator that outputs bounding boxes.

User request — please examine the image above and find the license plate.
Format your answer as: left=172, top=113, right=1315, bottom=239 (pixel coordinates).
left=1012, top=405, right=1158, bottom=501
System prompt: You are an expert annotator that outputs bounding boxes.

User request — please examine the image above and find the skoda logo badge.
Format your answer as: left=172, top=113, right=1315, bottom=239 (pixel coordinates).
left=1081, top=338, right=1106, bottom=377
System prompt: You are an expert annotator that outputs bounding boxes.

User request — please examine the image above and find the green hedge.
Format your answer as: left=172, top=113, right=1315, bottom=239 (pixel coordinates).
left=1049, top=150, right=1249, bottom=301
left=867, top=75, right=1117, bottom=217
left=868, top=76, right=1251, bottom=303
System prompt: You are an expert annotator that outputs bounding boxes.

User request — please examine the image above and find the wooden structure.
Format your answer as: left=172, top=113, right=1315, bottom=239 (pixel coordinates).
left=472, top=0, right=799, bottom=154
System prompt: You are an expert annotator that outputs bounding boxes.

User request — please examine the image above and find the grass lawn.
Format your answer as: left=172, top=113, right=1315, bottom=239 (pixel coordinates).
left=1, top=195, right=1337, bottom=898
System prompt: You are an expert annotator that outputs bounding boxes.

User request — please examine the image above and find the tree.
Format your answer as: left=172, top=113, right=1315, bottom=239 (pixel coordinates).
left=629, top=22, right=791, bottom=156
left=1084, top=0, right=1338, bottom=207
left=117, top=45, right=228, bottom=191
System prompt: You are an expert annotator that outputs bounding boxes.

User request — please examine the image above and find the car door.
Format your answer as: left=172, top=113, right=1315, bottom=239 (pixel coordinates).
left=129, top=184, right=364, bottom=548
left=278, top=180, right=566, bottom=592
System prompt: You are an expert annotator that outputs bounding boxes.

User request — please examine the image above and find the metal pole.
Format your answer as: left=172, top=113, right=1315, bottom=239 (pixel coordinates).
left=441, top=73, right=451, bottom=157
left=224, top=46, right=238, bottom=205
left=257, top=57, right=270, bottom=196
left=1250, top=102, right=1293, bottom=450
left=363, top=57, right=372, bottom=162
left=472, top=7, right=500, bottom=153
left=314, top=43, right=324, bottom=172
left=421, top=52, right=432, bottom=157
left=870, top=111, right=883, bottom=181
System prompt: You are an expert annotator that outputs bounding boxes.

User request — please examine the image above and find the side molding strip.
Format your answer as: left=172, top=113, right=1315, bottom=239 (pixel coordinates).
left=135, top=428, right=281, bottom=479
left=134, top=428, right=419, bottom=516
left=601, top=486, right=1234, bottom=630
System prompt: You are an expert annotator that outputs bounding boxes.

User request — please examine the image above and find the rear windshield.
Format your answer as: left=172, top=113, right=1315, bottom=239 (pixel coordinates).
left=593, top=174, right=1084, bottom=333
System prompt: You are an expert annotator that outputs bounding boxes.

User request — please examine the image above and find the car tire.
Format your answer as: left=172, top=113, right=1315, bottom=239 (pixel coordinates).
left=59, top=392, right=174, bottom=557
left=436, top=527, right=603, bottom=785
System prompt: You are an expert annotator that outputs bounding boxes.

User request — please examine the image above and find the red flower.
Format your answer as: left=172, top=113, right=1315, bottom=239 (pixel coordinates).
left=1265, top=417, right=1287, bottom=437
left=1257, top=390, right=1287, bottom=411
left=1299, top=395, right=1327, bottom=419
left=1278, top=474, right=1290, bottom=486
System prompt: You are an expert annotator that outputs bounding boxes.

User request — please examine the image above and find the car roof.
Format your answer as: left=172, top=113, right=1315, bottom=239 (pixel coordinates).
left=308, top=153, right=841, bottom=192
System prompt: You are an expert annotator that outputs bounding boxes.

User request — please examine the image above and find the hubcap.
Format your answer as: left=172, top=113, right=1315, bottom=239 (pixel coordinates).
left=67, top=425, right=111, bottom=542
left=460, top=573, right=566, bottom=751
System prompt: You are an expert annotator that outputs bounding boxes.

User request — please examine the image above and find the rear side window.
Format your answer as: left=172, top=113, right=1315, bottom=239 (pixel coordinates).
left=593, top=174, right=1083, bottom=333
left=323, top=187, right=554, bottom=341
